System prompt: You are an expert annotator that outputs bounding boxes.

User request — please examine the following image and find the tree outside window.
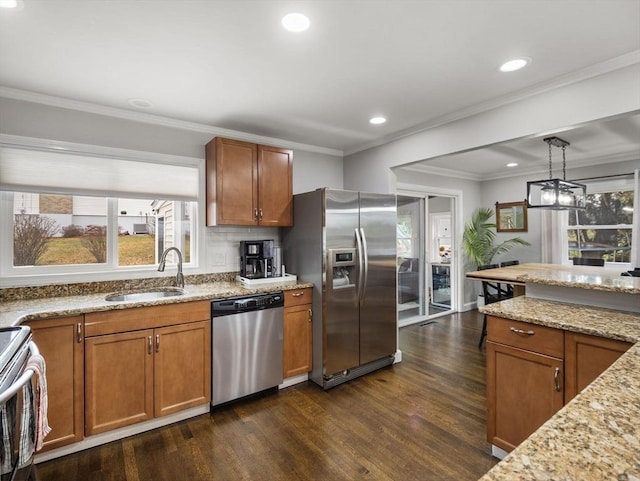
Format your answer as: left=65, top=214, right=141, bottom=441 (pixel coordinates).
left=567, top=190, right=633, bottom=263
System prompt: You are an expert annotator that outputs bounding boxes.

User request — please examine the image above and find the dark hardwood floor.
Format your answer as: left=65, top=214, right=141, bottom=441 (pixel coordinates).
left=37, top=310, right=498, bottom=481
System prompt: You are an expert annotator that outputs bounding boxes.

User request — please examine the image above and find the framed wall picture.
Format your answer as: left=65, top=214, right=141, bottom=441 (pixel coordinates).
left=495, top=200, right=528, bottom=233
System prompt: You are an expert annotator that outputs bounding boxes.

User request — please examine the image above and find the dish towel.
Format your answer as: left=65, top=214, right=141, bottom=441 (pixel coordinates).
left=17, top=382, right=34, bottom=466
left=25, top=353, right=51, bottom=452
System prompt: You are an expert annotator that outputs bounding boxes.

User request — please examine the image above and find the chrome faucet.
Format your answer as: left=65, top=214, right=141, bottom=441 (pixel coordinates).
left=158, top=247, right=184, bottom=288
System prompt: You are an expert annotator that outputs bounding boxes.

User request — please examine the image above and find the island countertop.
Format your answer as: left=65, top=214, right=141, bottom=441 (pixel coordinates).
left=478, top=296, right=640, bottom=481
left=466, top=262, right=640, bottom=294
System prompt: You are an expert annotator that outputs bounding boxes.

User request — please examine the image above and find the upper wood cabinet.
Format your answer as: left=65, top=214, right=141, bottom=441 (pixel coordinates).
left=206, top=137, right=293, bottom=226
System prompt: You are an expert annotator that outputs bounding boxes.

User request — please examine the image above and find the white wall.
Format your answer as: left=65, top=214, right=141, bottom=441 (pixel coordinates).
left=0, top=98, right=344, bottom=277
left=343, top=64, right=640, bottom=194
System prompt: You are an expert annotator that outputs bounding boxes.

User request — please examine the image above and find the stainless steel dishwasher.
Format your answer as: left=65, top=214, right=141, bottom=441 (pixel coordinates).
left=211, top=291, right=284, bottom=406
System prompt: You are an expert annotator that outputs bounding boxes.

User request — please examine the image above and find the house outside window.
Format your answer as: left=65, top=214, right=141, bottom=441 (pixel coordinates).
left=9, top=192, right=195, bottom=270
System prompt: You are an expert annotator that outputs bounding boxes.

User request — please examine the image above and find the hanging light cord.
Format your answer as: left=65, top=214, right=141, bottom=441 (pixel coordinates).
left=548, top=140, right=553, bottom=180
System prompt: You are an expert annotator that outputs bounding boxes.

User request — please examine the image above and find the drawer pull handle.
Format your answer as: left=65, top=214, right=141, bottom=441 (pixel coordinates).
left=156, top=334, right=160, bottom=353
left=292, top=292, right=304, bottom=297
left=76, top=322, right=83, bottom=343
left=554, top=367, right=561, bottom=392
left=147, top=336, right=153, bottom=355
left=510, top=327, right=535, bottom=336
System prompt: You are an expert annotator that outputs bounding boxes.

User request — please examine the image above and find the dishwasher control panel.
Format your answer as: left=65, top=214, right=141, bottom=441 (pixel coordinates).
left=212, top=291, right=284, bottom=317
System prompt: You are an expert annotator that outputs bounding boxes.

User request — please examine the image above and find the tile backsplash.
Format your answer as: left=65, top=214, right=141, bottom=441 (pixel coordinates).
left=204, top=226, right=281, bottom=273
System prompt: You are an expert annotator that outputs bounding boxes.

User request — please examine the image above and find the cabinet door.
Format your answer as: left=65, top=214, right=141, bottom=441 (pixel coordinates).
left=25, top=316, right=84, bottom=451
left=564, top=332, right=631, bottom=403
left=206, top=137, right=258, bottom=226
left=154, top=321, right=211, bottom=417
left=283, top=304, right=312, bottom=378
left=258, top=145, right=293, bottom=226
left=85, top=330, right=154, bottom=435
left=487, top=341, right=564, bottom=453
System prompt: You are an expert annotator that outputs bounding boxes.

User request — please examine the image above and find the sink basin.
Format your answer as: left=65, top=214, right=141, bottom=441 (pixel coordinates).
left=105, top=287, right=185, bottom=302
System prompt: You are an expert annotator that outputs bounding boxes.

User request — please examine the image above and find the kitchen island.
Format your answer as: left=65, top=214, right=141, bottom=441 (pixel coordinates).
left=477, top=264, right=640, bottom=481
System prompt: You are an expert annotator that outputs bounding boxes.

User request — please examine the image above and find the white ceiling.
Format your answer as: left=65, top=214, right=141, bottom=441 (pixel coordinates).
left=1, top=1, right=639, bottom=175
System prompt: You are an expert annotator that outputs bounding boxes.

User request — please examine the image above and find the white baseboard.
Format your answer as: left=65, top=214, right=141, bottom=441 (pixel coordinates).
left=279, top=373, right=308, bottom=389
left=491, top=444, right=509, bottom=459
left=394, top=349, right=402, bottom=363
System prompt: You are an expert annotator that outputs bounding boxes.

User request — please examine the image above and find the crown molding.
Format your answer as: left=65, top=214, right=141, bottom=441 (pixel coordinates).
left=399, top=150, right=640, bottom=183
left=345, top=50, right=640, bottom=157
left=0, top=86, right=344, bottom=158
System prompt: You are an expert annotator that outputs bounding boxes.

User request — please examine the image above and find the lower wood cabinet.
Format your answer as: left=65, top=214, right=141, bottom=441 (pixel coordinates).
left=84, top=302, right=211, bottom=436
left=487, top=315, right=633, bottom=454
left=283, top=288, right=313, bottom=378
left=25, top=315, right=84, bottom=451
left=564, top=331, right=631, bottom=403
left=486, top=341, right=564, bottom=452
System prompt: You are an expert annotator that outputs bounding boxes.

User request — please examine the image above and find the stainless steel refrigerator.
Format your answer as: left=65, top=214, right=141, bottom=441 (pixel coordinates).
left=282, top=188, right=397, bottom=389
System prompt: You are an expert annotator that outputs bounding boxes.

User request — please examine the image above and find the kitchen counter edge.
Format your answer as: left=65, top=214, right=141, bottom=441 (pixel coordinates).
left=0, top=281, right=314, bottom=328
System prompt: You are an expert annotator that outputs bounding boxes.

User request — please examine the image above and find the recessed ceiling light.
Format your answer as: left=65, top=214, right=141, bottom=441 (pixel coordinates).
left=499, top=57, right=531, bottom=72
left=127, top=98, right=154, bottom=109
left=282, top=13, right=310, bottom=32
left=0, top=0, right=23, bottom=9
left=369, top=116, right=387, bottom=125
left=506, top=162, right=518, bottom=167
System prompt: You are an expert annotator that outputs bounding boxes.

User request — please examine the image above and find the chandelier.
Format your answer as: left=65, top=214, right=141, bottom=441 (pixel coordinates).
left=526, top=136, right=586, bottom=210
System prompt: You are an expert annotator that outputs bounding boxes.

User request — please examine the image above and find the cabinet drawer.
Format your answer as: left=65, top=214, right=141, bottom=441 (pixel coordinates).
left=487, top=315, right=563, bottom=358
left=284, top=288, right=312, bottom=307
left=85, top=301, right=210, bottom=337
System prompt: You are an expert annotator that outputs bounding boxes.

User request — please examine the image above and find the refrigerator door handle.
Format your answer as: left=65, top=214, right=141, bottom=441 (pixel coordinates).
left=355, top=227, right=364, bottom=302
left=360, top=227, right=369, bottom=304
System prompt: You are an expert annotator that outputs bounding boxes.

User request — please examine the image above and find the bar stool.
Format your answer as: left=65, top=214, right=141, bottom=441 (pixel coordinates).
left=478, top=263, right=512, bottom=348
left=572, top=257, right=604, bottom=266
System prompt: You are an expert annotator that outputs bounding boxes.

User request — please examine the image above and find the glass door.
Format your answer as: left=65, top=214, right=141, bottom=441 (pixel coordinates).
left=397, top=195, right=426, bottom=323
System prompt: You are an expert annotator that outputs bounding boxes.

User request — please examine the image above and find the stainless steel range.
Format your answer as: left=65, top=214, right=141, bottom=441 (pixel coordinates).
left=0, top=326, right=38, bottom=481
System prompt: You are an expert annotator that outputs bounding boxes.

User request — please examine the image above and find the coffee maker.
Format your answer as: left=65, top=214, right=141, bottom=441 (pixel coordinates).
left=240, top=240, right=274, bottom=279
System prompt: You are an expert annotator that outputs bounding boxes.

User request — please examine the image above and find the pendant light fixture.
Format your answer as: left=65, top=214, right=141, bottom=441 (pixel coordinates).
left=526, top=136, right=587, bottom=210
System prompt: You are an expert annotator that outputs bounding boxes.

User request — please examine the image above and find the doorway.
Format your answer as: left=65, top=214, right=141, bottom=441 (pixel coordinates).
left=396, top=191, right=458, bottom=327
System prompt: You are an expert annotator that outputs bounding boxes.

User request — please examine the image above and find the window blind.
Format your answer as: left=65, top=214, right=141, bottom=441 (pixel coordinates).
left=0, top=146, right=199, bottom=201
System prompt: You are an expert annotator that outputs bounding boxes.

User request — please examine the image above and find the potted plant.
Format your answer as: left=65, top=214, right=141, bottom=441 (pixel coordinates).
left=462, top=207, right=530, bottom=305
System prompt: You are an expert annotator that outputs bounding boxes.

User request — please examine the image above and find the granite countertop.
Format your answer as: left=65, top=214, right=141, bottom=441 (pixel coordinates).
left=0, top=280, right=314, bottom=328
left=479, top=297, right=640, bottom=481
left=517, top=265, right=640, bottom=295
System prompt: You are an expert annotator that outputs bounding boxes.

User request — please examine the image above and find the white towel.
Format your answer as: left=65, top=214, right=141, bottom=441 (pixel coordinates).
left=25, top=353, right=51, bottom=451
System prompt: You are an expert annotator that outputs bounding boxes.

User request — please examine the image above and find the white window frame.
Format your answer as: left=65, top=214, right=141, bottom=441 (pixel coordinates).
left=543, top=176, right=636, bottom=267
left=0, top=136, right=205, bottom=287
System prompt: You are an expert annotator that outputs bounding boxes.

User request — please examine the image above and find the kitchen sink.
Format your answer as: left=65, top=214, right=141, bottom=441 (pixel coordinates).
left=104, top=287, right=185, bottom=302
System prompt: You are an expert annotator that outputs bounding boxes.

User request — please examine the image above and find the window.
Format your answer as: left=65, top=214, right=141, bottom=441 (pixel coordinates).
left=0, top=137, right=201, bottom=282
left=8, top=192, right=196, bottom=271
left=566, top=184, right=634, bottom=264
